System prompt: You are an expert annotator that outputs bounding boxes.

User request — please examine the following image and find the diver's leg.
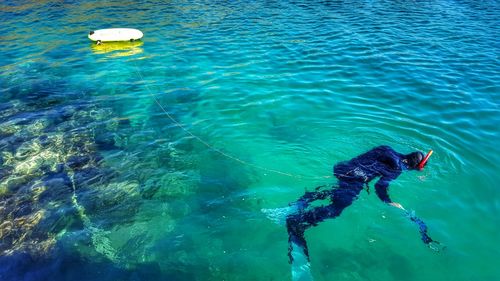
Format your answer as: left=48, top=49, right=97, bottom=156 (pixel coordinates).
left=291, top=187, right=361, bottom=232
left=285, top=186, right=361, bottom=280
left=262, top=189, right=332, bottom=225
left=286, top=219, right=314, bottom=281
left=295, top=189, right=332, bottom=209
left=288, top=231, right=314, bottom=281
left=285, top=204, right=344, bottom=281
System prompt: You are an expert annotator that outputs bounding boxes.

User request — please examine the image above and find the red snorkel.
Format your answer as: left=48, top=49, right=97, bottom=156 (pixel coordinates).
left=418, top=150, right=433, bottom=170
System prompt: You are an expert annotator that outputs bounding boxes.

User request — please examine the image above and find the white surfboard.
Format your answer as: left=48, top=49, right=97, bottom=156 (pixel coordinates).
left=88, top=28, right=143, bottom=43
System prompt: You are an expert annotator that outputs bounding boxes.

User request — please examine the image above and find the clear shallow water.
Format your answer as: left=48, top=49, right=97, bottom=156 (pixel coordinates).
left=0, top=1, right=499, bottom=280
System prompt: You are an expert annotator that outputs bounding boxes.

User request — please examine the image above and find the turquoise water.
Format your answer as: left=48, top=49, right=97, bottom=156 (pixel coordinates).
left=1, top=1, right=499, bottom=280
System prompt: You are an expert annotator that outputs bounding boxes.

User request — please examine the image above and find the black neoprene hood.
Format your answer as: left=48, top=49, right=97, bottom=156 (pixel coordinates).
left=406, top=152, right=424, bottom=169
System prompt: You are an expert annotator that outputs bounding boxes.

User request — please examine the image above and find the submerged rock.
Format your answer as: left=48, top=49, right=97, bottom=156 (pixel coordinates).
left=0, top=62, right=203, bottom=264
left=140, top=182, right=160, bottom=200
left=10, top=197, right=33, bottom=218
left=0, top=134, right=29, bottom=153
left=37, top=205, right=82, bottom=236
left=0, top=62, right=148, bottom=260
left=0, top=166, right=12, bottom=182
left=77, top=180, right=141, bottom=228
left=141, top=172, right=196, bottom=200
left=73, top=167, right=117, bottom=191
left=66, top=155, right=91, bottom=170
left=24, top=117, right=50, bottom=135
left=0, top=209, right=52, bottom=255
left=1, top=175, right=33, bottom=195
left=12, top=145, right=63, bottom=176
left=38, top=168, right=73, bottom=205
left=58, top=105, right=77, bottom=120
left=94, top=133, right=117, bottom=150
left=0, top=102, right=15, bottom=119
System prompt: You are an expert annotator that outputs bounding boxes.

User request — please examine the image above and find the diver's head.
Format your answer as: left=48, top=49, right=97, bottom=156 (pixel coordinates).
left=402, top=151, right=424, bottom=170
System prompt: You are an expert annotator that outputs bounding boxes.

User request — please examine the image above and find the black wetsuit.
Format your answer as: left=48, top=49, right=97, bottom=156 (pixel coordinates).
left=286, top=145, right=434, bottom=262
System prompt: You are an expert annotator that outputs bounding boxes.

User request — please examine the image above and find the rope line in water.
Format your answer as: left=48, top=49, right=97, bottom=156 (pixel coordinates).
left=68, top=171, right=119, bottom=262
left=132, top=62, right=332, bottom=180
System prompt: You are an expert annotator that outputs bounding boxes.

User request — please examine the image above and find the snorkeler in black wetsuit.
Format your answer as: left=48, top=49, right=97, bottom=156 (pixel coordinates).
left=286, top=145, right=437, bottom=266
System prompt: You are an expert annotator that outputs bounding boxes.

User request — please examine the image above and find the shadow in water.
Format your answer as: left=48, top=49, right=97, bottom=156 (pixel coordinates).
left=0, top=246, right=165, bottom=281
left=90, top=41, right=144, bottom=58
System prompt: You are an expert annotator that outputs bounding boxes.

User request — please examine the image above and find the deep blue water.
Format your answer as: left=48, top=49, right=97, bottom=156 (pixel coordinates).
left=0, top=1, right=499, bottom=280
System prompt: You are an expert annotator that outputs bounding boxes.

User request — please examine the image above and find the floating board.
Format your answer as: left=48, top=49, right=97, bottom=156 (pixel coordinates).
left=88, top=28, right=143, bottom=43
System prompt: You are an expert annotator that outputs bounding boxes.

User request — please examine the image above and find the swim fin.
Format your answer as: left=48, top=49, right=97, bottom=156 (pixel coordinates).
left=289, top=239, right=314, bottom=281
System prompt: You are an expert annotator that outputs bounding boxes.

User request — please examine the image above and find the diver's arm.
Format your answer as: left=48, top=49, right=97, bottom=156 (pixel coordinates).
left=375, top=176, right=392, bottom=203
left=375, top=175, right=404, bottom=209
left=375, top=176, right=405, bottom=210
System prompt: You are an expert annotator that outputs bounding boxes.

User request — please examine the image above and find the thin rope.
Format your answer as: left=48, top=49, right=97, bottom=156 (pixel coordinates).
left=68, top=171, right=119, bottom=262
left=132, top=61, right=331, bottom=180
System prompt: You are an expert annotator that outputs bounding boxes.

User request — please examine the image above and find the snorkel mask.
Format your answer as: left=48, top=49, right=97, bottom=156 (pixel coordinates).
left=417, top=150, right=433, bottom=170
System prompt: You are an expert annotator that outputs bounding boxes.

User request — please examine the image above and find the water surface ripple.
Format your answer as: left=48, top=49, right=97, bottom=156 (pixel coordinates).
left=0, top=1, right=499, bottom=281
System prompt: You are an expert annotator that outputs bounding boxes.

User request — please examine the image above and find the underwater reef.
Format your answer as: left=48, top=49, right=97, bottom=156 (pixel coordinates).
left=0, top=61, right=259, bottom=280
left=0, top=62, right=133, bottom=259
